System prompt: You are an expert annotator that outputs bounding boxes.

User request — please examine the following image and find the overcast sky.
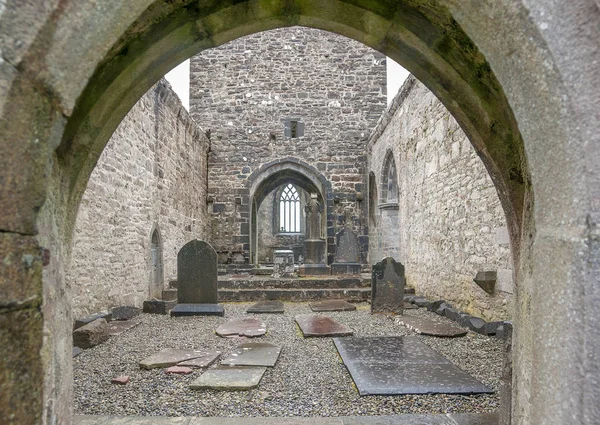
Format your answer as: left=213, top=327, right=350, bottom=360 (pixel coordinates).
left=165, top=57, right=409, bottom=111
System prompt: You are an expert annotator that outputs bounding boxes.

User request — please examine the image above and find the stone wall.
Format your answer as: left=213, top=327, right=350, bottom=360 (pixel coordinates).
left=68, top=79, right=210, bottom=318
left=368, top=76, right=513, bottom=321
left=190, top=27, right=386, bottom=264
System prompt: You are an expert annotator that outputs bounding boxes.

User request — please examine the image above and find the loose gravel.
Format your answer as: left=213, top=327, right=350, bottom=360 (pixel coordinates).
left=73, top=302, right=504, bottom=417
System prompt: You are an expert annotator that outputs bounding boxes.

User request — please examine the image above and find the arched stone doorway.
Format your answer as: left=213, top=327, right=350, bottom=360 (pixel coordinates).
left=247, top=158, right=331, bottom=265
left=1, top=2, right=598, bottom=425
left=149, top=226, right=164, bottom=300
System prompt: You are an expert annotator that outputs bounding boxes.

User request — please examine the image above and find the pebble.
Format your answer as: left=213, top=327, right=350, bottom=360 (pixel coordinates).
left=74, top=302, right=503, bottom=416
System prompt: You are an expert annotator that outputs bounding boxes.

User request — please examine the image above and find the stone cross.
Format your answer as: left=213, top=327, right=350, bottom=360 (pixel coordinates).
left=371, top=257, right=405, bottom=314
left=176, top=239, right=218, bottom=304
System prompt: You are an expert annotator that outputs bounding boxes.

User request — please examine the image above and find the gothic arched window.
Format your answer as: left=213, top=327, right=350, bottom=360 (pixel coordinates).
left=279, top=183, right=301, bottom=232
left=381, top=151, right=398, bottom=203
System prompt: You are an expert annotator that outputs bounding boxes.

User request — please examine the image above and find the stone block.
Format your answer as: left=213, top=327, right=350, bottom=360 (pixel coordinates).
left=72, top=318, right=109, bottom=349
left=330, top=263, right=361, bottom=275
left=111, top=306, right=141, bottom=321
left=484, top=321, right=505, bottom=336
left=427, top=300, right=445, bottom=312
left=74, top=311, right=112, bottom=330
left=444, top=307, right=461, bottom=321
left=413, top=297, right=431, bottom=308
left=467, top=317, right=487, bottom=335
left=143, top=299, right=176, bottom=315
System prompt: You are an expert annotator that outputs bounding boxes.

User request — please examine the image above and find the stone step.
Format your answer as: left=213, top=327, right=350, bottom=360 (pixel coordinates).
left=218, top=277, right=370, bottom=290
left=218, top=287, right=371, bottom=302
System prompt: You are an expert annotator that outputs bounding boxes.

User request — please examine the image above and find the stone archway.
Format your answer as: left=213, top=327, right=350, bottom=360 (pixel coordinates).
left=247, top=158, right=331, bottom=265
left=0, top=2, right=598, bottom=425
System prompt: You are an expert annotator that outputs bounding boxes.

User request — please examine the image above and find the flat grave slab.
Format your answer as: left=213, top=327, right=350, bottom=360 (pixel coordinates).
left=397, top=315, right=468, bottom=337
left=170, top=303, right=224, bottom=317
left=247, top=301, right=285, bottom=314
left=176, top=351, right=222, bottom=368
left=216, top=318, right=266, bottom=337
left=139, top=348, right=222, bottom=369
left=108, top=318, right=141, bottom=336
left=333, top=336, right=492, bottom=395
left=404, top=302, right=419, bottom=310
left=295, top=314, right=353, bottom=337
left=220, top=342, right=282, bottom=367
left=189, top=367, right=267, bottom=390
left=309, top=299, right=356, bottom=312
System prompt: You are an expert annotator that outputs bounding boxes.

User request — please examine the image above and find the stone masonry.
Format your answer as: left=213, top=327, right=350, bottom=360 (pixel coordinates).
left=368, top=77, right=513, bottom=321
left=67, top=79, right=210, bottom=318
left=190, top=27, right=387, bottom=265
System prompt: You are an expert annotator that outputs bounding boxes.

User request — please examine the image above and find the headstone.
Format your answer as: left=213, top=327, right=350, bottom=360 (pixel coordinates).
left=220, top=342, right=282, bottom=367
left=272, top=249, right=295, bottom=278
left=331, top=225, right=361, bottom=275
left=396, top=315, right=468, bottom=338
left=371, top=257, right=405, bottom=314
left=333, top=336, right=492, bottom=395
left=310, top=299, right=356, bottom=312
left=247, top=301, right=284, bottom=314
left=139, top=348, right=222, bottom=369
left=215, top=318, right=267, bottom=338
left=111, top=306, right=141, bottom=321
left=189, top=367, right=267, bottom=391
left=72, top=318, right=109, bottom=349
left=295, top=314, right=353, bottom=337
left=170, top=240, right=224, bottom=317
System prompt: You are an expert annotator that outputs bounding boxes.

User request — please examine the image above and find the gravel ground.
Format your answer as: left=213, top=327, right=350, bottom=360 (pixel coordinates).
left=73, top=302, right=503, bottom=417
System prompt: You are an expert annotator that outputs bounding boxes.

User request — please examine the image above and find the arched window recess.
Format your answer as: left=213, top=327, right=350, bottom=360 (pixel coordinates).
left=279, top=183, right=301, bottom=233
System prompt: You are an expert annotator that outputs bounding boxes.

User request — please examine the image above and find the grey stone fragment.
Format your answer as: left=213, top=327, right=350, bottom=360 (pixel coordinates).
left=73, top=347, right=83, bottom=357
left=143, top=299, right=176, bottom=315
left=73, top=311, right=112, bottom=330
left=220, top=342, right=282, bottom=367
left=371, top=257, right=405, bottom=314
left=496, top=321, right=513, bottom=341
left=177, top=352, right=221, bottom=368
left=111, top=306, right=141, bottom=321
left=457, top=313, right=473, bottom=328
left=484, top=321, right=504, bottom=336
left=427, top=300, right=445, bottom=312
left=434, top=302, right=451, bottom=316
left=139, top=348, right=222, bottom=370
left=108, top=319, right=141, bottom=336
left=412, top=297, right=430, bottom=307
left=473, top=271, right=497, bottom=294
left=444, top=307, right=461, bottom=321
left=467, top=317, right=487, bottom=334
left=449, top=412, right=500, bottom=425
left=189, top=367, right=266, bottom=391
left=73, top=318, right=109, bottom=349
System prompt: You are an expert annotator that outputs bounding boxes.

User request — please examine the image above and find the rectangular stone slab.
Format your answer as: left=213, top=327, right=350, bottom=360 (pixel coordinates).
left=140, top=348, right=221, bottom=369
left=189, top=367, right=267, bottom=390
left=220, top=342, right=282, bottom=367
left=309, top=299, right=356, bottom=312
left=170, top=303, right=224, bottom=317
left=295, top=314, right=353, bottom=337
left=397, top=315, right=468, bottom=338
left=247, top=301, right=285, bottom=314
left=334, top=336, right=492, bottom=395
left=216, top=318, right=266, bottom=337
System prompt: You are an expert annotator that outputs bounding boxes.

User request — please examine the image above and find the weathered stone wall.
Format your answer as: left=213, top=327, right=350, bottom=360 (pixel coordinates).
left=190, top=27, right=386, bottom=264
left=368, top=77, right=513, bottom=321
left=68, top=79, right=209, bottom=318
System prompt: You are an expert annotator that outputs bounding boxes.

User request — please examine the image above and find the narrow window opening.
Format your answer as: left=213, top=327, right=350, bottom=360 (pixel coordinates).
left=279, top=183, right=301, bottom=233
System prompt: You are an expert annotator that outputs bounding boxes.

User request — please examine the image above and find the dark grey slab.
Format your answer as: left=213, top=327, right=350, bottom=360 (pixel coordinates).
left=247, top=301, right=284, bottom=314
left=220, top=342, right=282, bottom=367
left=449, top=413, right=499, bottom=425
left=397, top=315, right=467, bottom=337
left=334, top=337, right=493, bottom=396
left=295, top=314, right=353, bottom=337
left=139, top=348, right=222, bottom=369
left=170, top=303, right=224, bottom=317
left=310, top=299, right=357, bottom=312
left=189, top=367, right=267, bottom=390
